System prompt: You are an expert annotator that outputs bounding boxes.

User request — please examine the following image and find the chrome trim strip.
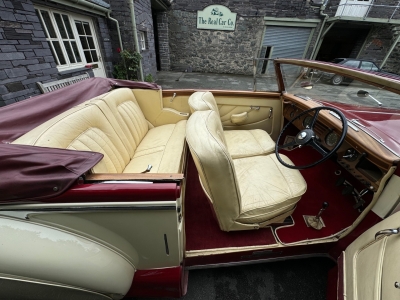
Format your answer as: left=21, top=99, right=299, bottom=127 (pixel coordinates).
left=0, top=201, right=176, bottom=210
left=185, top=253, right=333, bottom=270
left=329, top=111, right=359, bottom=131
left=330, top=113, right=399, bottom=157
left=0, top=202, right=177, bottom=219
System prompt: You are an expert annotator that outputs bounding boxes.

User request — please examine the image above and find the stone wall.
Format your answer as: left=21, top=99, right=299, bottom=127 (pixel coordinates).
left=166, top=1, right=322, bottom=74
left=0, top=0, right=58, bottom=106
left=0, top=0, right=114, bottom=106
left=357, top=24, right=392, bottom=68
left=108, top=0, right=157, bottom=80
left=135, top=0, right=157, bottom=79
left=157, top=12, right=170, bottom=71
left=380, top=25, right=400, bottom=74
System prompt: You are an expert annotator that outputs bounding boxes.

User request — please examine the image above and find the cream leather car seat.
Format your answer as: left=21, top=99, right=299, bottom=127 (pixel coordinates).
left=186, top=110, right=307, bottom=231
left=188, top=91, right=275, bottom=159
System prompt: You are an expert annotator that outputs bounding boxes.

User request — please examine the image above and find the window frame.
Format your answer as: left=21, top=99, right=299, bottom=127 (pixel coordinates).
left=35, top=6, right=101, bottom=72
left=139, top=31, right=146, bottom=51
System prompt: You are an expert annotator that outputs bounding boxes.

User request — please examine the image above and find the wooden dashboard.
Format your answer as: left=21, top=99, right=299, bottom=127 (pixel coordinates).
left=283, top=94, right=399, bottom=191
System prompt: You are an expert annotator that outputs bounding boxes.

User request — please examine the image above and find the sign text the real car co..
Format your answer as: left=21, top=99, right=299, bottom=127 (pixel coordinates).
left=197, top=5, right=237, bottom=31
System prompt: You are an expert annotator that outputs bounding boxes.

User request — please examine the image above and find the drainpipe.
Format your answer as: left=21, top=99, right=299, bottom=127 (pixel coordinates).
left=129, top=0, right=144, bottom=81
left=309, top=0, right=330, bottom=60
left=107, top=12, right=123, bottom=52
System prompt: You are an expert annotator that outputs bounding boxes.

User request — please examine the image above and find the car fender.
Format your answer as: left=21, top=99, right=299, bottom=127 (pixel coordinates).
left=0, top=216, right=135, bottom=297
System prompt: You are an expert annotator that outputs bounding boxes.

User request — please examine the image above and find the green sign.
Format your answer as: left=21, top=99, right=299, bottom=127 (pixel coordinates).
left=197, top=5, right=237, bottom=31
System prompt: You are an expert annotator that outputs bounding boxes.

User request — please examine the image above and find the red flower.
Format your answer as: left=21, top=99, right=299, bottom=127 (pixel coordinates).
left=117, top=47, right=121, bottom=53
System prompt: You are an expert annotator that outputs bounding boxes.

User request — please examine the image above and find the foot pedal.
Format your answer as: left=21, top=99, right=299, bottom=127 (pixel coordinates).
left=282, top=136, right=296, bottom=151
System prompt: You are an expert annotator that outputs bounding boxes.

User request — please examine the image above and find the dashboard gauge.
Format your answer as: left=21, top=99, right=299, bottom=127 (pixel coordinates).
left=325, top=132, right=339, bottom=147
left=303, top=116, right=313, bottom=128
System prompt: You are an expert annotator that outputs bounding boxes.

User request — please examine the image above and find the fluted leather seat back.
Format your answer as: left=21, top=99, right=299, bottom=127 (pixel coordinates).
left=96, top=88, right=149, bottom=158
left=186, top=110, right=242, bottom=231
left=12, top=103, right=130, bottom=173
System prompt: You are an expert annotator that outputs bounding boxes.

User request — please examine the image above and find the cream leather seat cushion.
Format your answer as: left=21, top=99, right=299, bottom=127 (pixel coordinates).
left=188, top=91, right=275, bottom=158
left=186, top=110, right=306, bottom=231
left=123, top=120, right=186, bottom=173
left=234, top=155, right=306, bottom=224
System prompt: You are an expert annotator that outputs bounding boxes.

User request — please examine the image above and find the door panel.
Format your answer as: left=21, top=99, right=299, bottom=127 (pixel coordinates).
left=214, top=95, right=282, bottom=141
left=344, top=211, right=400, bottom=299
left=161, top=90, right=283, bottom=141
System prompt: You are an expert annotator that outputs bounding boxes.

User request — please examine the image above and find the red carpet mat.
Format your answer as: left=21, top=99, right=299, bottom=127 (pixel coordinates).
left=275, top=146, right=372, bottom=244
left=184, top=155, right=277, bottom=251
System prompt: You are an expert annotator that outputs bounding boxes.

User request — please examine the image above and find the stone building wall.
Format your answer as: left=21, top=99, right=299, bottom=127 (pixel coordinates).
left=0, top=0, right=59, bottom=106
left=0, top=0, right=115, bottom=106
left=135, top=0, right=157, bottom=79
left=157, top=12, right=170, bottom=71
left=165, top=1, right=322, bottom=74
left=108, top=0, right=157, bottom=80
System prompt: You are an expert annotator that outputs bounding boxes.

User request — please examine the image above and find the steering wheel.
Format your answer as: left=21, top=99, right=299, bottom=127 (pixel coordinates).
left=275, top=106, right=348, bottom=170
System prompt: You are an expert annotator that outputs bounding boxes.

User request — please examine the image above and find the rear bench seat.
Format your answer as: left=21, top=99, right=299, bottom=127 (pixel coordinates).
left=12, top=88, right=187, bottom=174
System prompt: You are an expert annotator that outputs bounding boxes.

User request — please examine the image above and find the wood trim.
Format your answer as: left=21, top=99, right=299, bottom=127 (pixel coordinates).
left=283, top=94, right=398, bottom=165
left=85, top=173, right=184, bottom=182
left=283, top=94, right=399, bottom=189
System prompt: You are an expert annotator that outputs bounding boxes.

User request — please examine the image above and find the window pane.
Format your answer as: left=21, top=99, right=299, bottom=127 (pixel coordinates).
left=343, top=60, right=360, bottom=68
left=75, top=21, right=84, bottom=35
left=48, top=42, right=59, bottom=65
left=52, top=41, right=66, bottom=65
left=360, top=61, right=373, bottom=71
left=87, top=36, right=95, bottom=49
left=41, top=10, right=57, bottom=38
left=54, top=13, right=67, bottom=39
left=80, top=36, right=89, bottom=49
left=91, top=50, right=98, bottom=62
left=62, top=14, right=74, bottom=39
left=64, top=41, right=76, bottom=63
left=84, top=50, right=92, bottom=63
left=71, top=41, right=82, bottom=63
left=83, top=22, right=91, bottom=35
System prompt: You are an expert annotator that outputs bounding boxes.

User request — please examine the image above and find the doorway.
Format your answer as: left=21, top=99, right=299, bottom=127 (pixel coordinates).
left=316, top=24, right=370, bottom=62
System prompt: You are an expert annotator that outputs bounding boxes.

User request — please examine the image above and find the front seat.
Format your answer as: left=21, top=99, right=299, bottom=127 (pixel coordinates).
left=188, top=91, right=275, bottom=159
left=186, top=110, right=307, bottom=232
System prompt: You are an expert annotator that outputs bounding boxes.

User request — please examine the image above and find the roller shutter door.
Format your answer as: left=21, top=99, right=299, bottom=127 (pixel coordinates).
left=262, top=26, right=312, bottom=73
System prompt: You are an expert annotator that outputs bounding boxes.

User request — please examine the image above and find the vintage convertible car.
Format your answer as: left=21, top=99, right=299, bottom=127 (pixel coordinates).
left=1, top=59, right=400, bottom=300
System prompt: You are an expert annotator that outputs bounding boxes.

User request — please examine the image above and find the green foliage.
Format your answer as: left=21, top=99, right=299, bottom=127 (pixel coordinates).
left=144, top=74, right=154, bottom=82
left=113, top=49, right=142, bottom=80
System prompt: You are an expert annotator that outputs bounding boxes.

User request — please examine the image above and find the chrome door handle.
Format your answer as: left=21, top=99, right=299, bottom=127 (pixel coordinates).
left=375, top=227, right=400, bottom=240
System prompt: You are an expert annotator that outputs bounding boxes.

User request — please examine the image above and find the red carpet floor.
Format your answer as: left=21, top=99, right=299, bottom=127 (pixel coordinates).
left=275, top=146, right=372, bottom=244
left=184, top=142, right=371, bottom=249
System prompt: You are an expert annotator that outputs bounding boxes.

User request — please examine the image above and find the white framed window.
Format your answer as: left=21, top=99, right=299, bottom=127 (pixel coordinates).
left=139, top=31, right=146, bottom=51
left=35, top=7, right=101, bottom=71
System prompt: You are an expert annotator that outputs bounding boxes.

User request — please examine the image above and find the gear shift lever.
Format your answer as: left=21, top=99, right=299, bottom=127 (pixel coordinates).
left=304, top=202, right=329, bottom=230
